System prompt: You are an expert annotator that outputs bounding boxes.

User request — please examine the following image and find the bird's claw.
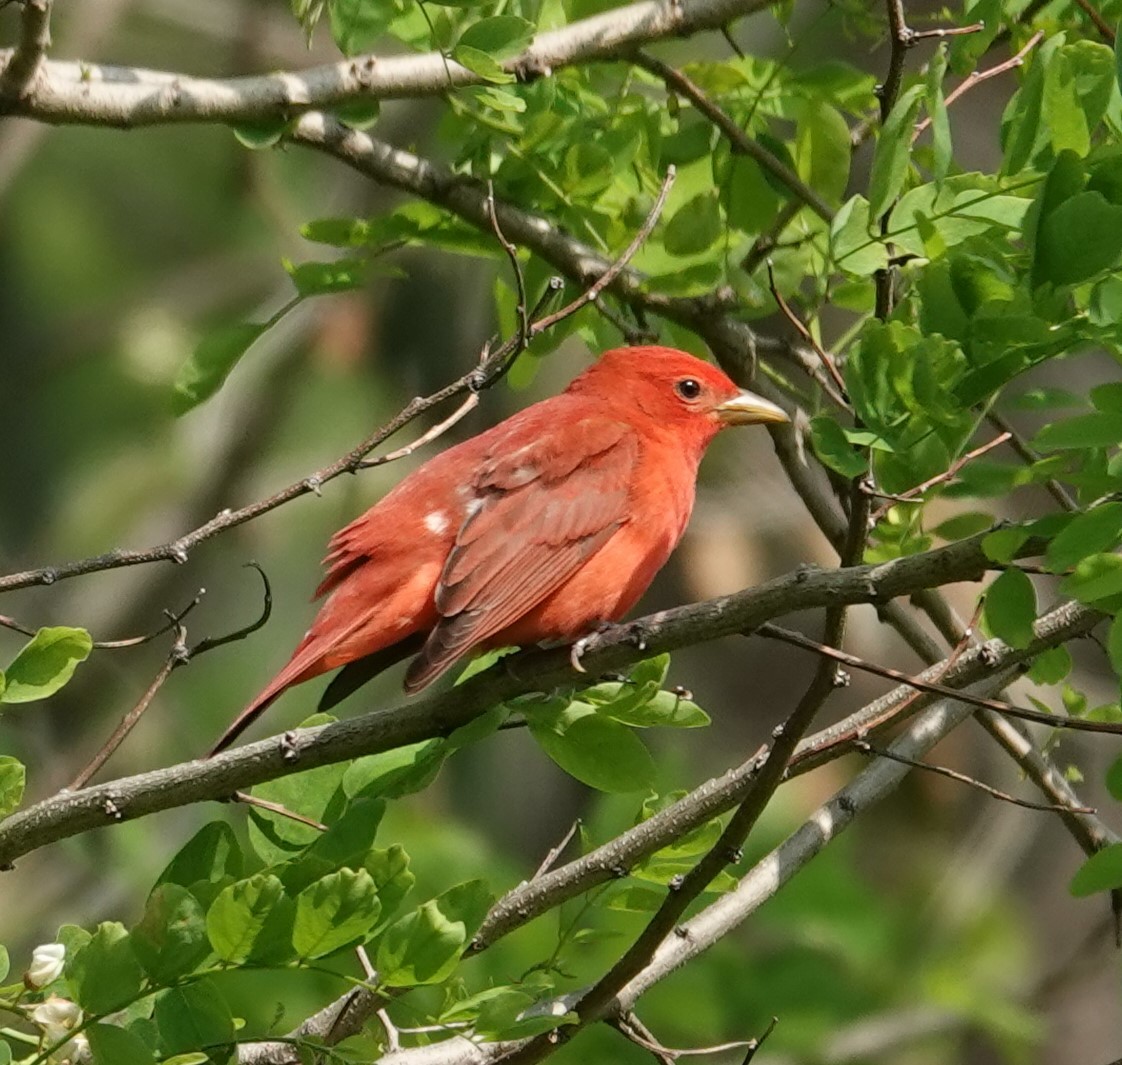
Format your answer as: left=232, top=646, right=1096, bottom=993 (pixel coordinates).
left=569, top=621, right=614, bottom=674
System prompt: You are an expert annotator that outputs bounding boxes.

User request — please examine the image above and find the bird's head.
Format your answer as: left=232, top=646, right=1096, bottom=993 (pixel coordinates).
left=570, top=346, right=788, bottom=447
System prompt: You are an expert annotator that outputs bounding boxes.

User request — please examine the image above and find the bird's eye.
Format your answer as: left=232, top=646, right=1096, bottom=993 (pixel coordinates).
left=676, top=378, right=702, bottom=400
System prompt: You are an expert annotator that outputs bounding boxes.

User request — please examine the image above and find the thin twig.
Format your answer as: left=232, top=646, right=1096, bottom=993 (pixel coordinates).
left=757, top=622, right=1122, bottom=737
left=1073, top=0, right=1115, bottom=42
left=852, top=740, right=1096, bottom=814
left=868, top=432, right=1012, bottom=523
left=913, top=32, right=1044, bottom=139
left=632, top=52, right=834, bottom=223
left=530, top=166, right=676, bottom=336
left=67, top=630, right=186, bottom=790
left=987, top=408, right=1077, bottom=512
left=533, top=820, right=581, bottom=880
left=765, top=261, right=849, bottom=406
left=909, top=21, right=984, bottom=41
left=486, top=180, right=529, bottom=349
left=232, top=792, right=328, bottom=831
left=0, top=588, right=205, bottom=649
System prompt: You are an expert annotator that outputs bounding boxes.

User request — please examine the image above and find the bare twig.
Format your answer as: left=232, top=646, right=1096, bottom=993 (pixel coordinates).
left=868, top=432, right=1012, bottom=523
left=987, top=408, right=1077, bottom=512
left=631, top=51, right=834, bottom=223
left=67, top=629, right=187, bottom=790
left=764, top=261, right=849, bottom=406
left=852, top=740, right=1096, bottom=814
left=486, top=180, right=529, bottom=350
left=0, top=588, right=205, bottom=649
left=913, top=32, right=1044, bottom=139
left=232, top=792, right=328, bottom=831
left=533, top=820, right=582, bottom=880
left=756, top=621, right=1122, bottom=737
left=1074, top=0, right=1115, bottom=42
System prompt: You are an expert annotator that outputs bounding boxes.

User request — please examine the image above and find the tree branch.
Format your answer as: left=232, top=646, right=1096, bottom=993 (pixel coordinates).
left=0, top=0, right=50, bottom=100
left=0, top=0, right=771, bottom=125
left=0, top=532, right=1030, bottom=868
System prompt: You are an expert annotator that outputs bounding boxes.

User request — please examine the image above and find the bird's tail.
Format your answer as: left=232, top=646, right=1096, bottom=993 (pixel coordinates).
left=206, top=647, right=324, bottom=757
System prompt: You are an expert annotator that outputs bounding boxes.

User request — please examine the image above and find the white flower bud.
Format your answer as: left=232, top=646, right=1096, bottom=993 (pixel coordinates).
left=62, top=1032, right=91, bottom=1064
left=25, top=942, right=65, bottom=989
left=28, top=995, right=83, bottom=1045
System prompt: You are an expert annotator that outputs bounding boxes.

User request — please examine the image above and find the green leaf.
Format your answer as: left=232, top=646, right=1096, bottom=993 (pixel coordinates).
left=330, top=0, right=393, bottom=54
left=1, top=627, right=91, bottom=704
left=285, top=256, right=368, bottom=296
left=206, top=874, right=288, bottom=964
left=376, top=879, right=492, bottom=986
left=1027, top=645, right=1072, bottom=685
left=282, top=797, right=386, bottom=893
left=1091, top=382, right=1122, bottom=412
left=364, top=844, right=415, bottom=931
left=172, top=322, right=266, bottom=415
left=342, top=740, right=446, bottom=800
left=1045, top=504, right=1122, bottom=572
left=131, top=884, right=210, bottom=983
left=1033, top=412, right=1122, bottom=450
left=810, top=416, right=868, bottom=478
left=1070, top=843, right=1122, bottom=895
left=982, top=526, right=1030, bottom=563
left=1034, top=192, right=1122, bottom=287
left=247, top=751, right=347, bottom=864
left=1061, top=553, right=1122, bottom=603
left=984, top=568, right=1036, bottom=649
left=526, top=699, right=655, bottom=792
left=1108, top=615, right=1122, bottom=678
left=0, top=756, right=25, bottom=816
left=663, top=193, right=722, bottom=257
left=67, top=922, right=145, bottom=1014
left=795, top=102, right=850, bottom=205
left=456, top=16, right=533, bottom=58
left=86, top=1023, right=156, bottom=1065
left=926, top=44, right=952, bottom=180
left=231, top=117, right=288, bottom=150
left=155, top=822, right=242, bottom=894
left=868, top=85, right=924, bottom=219
left=452, top=45, right=515, bottom=83
left=292, top=868, right=382, bottom=958
left=831, top=195, right=888, bottom=275
left=154, top=981, right=235, bottom=1058
left=1106, top=752, right=1122, bottom=799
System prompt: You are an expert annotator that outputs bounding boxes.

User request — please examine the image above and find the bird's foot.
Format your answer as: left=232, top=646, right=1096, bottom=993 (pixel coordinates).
left=569, top=621, right=615, bottom=674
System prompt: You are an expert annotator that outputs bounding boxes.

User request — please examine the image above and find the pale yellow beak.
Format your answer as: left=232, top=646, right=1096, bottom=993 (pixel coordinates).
left=714, top=389, right=789, bottom=426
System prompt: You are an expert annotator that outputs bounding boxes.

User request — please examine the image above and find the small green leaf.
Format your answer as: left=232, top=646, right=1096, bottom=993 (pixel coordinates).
left=868, top=85, right=924, bottom=219
left=330, top=0, right=392, bottom=54
left=0, top=757, right=25, bottom=816
left=1045, top=504, right=1122, bottom=572
left=246, top=751, right=347, bottom=864
left=982, top=526, right=1030, bottom=563
left=173, top=322, right=266, bottom=415
left=1033, top=412, right=1122, bottom=450
left=155, top=822, right=242, bottom=893
left=207, top=874, right=288, bottom=964
left=86, top=1023, right=156, bottom=1065
left=1, top=627, right=91, bottom=704
left=1105, top=752, right=1122, bottom=799
left=376, top=879, right=492, bottom=986
left=985, top=568, right=1036, bottom=649
left=67, top=922, right=145, bottom=1014
left=154, top=981, right=235, bottom=1058
left=810, top=416, right=868, bottom=478
left=526, top=699, right=655, bottom=792
left=364, top=844, right=415, bottom=931
left=292, top=868, right=381, bottom=959
left=663, top=193, right=722, bottom=257
left=1070, top=843, right=1122, bottom=896
left=456, top=15, right=533, bottom=58
left=231, top=117, right=288, bottom=150
left=1034, top=192, right=1122, bottom=287
left=1027, top=645, right=1072, bottom=685
left=132, top=884, right=210, bottom=983
left=1061, top=553, right=1122, bottom=603
left=1108, top=615, right=1122, bottom=677
left=285, top=256, right=368, bottom=296
left=452, top=45, right=515, bottom=83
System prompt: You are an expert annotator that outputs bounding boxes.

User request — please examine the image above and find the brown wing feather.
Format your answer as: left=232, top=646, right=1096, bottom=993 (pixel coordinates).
left=403, top=419, right=638, bottom=692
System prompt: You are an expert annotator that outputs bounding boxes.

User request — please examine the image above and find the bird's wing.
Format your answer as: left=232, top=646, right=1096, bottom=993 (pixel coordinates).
left=403, top=417, right=638, bottom=691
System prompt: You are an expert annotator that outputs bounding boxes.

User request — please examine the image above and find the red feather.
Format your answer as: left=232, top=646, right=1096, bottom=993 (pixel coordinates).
left=208, top=346, right=786, bottom=754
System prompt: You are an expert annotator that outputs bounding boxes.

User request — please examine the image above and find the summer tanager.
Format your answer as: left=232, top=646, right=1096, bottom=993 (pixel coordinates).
left=209, top=346, right=786, bottom=754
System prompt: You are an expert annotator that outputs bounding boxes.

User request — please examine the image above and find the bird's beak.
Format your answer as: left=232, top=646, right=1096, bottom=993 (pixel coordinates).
left=714, top=389, right=790, bottom=426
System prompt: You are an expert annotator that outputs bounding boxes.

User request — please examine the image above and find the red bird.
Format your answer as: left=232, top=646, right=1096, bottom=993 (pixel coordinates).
left=210, top=346, right=786, bottom=753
